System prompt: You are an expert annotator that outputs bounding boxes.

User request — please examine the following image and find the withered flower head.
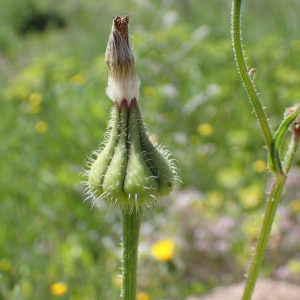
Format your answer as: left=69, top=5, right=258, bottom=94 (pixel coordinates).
left=105, top=15, right=140, bottom=105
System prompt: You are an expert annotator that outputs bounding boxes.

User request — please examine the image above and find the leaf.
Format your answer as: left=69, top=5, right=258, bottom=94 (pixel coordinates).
left=268, top=105, right=300, bottom=175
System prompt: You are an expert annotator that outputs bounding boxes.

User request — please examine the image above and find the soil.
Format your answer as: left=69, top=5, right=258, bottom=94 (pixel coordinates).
left=187, top=278, right=300, bottom=300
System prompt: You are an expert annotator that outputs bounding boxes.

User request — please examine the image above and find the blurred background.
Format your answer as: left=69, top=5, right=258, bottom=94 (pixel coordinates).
left=1, top=0, right=300, bottom=299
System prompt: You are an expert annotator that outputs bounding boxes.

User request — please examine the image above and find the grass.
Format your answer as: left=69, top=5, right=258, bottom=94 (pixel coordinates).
left=1, top=0, right=300, bottom=299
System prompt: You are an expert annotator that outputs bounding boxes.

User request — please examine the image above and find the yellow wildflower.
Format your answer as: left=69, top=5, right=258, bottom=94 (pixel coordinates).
left=137, top=292, right=149, bottom=300
left=252, top=160, right=266, bottom=173
left=197, top=123, right=213, bottom=136
left=151, top=239, right=174, bottom=262
left=35, top=121, right=48, bottom=134
left=111, top=273, right=122, bottom=289
left=0, top=259, right=11, bottom=271
left=289, top=200, right=300, bottom=213
left=287, top=259, right=300, bottom=275
left=71, top=72, right=86, bottom=86
left=29, top=92, right=43, bottom=106
left=238, top=184, right=262, bottom=209
left=50, top=282, right=67, bottom=296
left=29, top=105, right=41, bottom=114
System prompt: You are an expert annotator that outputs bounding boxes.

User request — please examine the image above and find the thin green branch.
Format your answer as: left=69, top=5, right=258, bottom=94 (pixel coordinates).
left=284, top=135, right=300, bottom=172
left=231, top=0, right=273, bottom=151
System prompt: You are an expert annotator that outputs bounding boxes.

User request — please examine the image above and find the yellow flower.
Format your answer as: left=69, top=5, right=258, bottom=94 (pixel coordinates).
left=287, top=259, right=300, bottom=275
left=151, top=239, right=174, bottom=262
left=197, top=123, right=213, bottom=136
left=71, top=72, right=86, bottom=86
left=137, top=292, right=149, bottom=300
left=29, top=92, right=43, bottom=106
left=205, top=190, right=224, bottom=209
left=35, top=121, right=48, bottom=134
left=50, top=282, right=68, bottom=296
left=238, top=184, right=262, bottom=209
left=252, top=160, right=266, bottom=173
left=29, top=105, right=41, bottom=114
left=0, top=259, right=11, bottom=271
left=289, top=200, right=300, bottom=213
left=111, top=273, right=122, bottom=289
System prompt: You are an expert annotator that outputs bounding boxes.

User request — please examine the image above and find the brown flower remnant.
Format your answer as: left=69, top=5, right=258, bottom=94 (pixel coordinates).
left=105, top=15, right=140, bottom=105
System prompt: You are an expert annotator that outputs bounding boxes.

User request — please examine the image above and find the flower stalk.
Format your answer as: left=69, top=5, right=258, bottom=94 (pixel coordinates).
left=121, top=207, right=142, bottom=300
left=85, top=15, right=178, bottom=299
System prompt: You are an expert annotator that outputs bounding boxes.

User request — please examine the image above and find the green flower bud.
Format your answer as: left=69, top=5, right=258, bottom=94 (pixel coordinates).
left=85, top=16, right=178, bottom=209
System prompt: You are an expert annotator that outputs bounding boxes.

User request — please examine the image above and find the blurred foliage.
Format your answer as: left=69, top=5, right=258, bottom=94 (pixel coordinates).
left=1, top=0, right=300, bottom=299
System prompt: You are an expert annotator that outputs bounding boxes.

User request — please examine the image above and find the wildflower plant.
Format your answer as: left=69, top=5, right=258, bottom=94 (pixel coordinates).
left=84, top=15, right=178, bottom=300
left=231, top=0, right=300, bottom=299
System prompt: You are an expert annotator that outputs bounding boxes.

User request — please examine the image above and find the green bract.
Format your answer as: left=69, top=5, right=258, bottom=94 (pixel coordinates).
left=87, top=98, right=176, bottom=208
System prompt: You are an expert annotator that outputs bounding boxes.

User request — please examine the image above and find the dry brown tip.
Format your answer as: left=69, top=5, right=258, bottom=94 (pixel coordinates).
left=105, top=15, right=140, bottom=104
left=113, top=15, right=129, bottom=46
left=105, top=15, right=134, bottom=75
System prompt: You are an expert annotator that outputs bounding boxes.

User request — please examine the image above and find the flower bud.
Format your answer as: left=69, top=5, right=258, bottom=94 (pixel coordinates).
left=85, top=16, right=178, bottom=209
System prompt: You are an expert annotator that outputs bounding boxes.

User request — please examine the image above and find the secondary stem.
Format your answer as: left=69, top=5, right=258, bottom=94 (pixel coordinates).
left=241, top=181, right=282, bottom=300
left=241, top=135, right=299, bottom=300
left=231, top=0, right=273, bottom=151
left=231, top=1, right=300, bottom=299
left=284, top=136, right=300, bottom=172
left=122, top=207, right=143, bottom=300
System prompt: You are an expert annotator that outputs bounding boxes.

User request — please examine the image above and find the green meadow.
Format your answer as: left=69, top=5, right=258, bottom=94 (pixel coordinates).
left=1, top=0, right=300, bottom=299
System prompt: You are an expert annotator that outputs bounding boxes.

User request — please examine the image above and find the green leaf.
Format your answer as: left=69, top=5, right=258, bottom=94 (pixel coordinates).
left=268, top=105, right=300, bottom=175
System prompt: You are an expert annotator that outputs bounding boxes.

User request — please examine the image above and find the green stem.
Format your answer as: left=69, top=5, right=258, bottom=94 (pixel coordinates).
left=241, top=135, right=300, bottom=300
left=283, top=136, right=300, bottom=172
left=121, top=207, right=143, bottom=300
left=231, top=1, right=300, bottom=299
left=231, top=0, right=273, bottom=151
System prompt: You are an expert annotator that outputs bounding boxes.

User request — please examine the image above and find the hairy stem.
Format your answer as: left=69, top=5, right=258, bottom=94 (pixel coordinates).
left=121, top=207, right=143, bottom=300
left=284, top=136, right=300, bottom=172
left=231, top=0, right=273, bottom=151
left=231, top=1, right=300, bottom=299
left=242, top=136, right=299, bottom=300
